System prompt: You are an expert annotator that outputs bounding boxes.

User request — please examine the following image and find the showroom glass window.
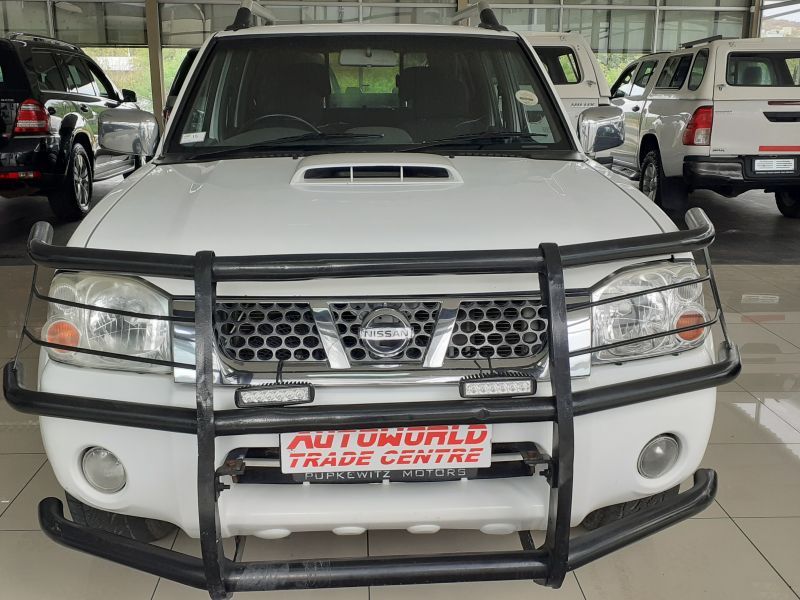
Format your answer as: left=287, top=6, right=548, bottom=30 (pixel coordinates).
left=168, top=35, right=571, bottom=155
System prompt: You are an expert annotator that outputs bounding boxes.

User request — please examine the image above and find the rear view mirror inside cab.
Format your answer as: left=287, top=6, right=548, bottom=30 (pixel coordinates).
left=339, top=48, right=399, bottom=67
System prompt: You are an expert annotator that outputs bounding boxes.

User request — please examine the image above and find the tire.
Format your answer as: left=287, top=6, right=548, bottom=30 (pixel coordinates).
left=66, top=492, right=177, bottom=543
left=48, top=143, right=93, bottom=221
left=639, top=149, right=688, bottom=213
left=581, top=486, right=679, bottom=531
left=776, top=190, right=800, bottom=218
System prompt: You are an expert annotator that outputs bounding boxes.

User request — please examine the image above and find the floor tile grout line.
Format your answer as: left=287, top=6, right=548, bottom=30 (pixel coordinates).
left=149, top=578, right=161, bottom=600
left=726, top=318, right=800, bottom=353
left=759, top=324, right=800, bottom=353
left=718, top=504, right=800, bottom=600
left=0, top=457, right=46, bottom=521
left=720, top=386, right=800, bottom=438
left=572, top=571, right=588, bottom=600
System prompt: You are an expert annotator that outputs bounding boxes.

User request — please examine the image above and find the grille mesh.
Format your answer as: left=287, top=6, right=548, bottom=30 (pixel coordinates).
left=214, top=302, right=326, bottom=363
left=446, top=299, right=548, bottom=360
left=330, top=302, right=440, bottom=363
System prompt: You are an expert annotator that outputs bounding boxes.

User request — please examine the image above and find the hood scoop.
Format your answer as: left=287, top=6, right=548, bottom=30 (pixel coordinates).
left=290, top=153, right=462, bottom=185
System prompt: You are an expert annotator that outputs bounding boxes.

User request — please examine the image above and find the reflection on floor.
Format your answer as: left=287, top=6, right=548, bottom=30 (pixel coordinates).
left=1, top=264, right=800, bottom=599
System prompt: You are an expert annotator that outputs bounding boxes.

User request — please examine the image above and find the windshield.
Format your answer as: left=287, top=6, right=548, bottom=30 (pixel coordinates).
left=166, top=34, right=571, bottom=158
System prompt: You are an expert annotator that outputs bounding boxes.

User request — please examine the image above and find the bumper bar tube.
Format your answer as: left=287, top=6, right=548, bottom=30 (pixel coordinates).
left=3, top=342, right=740, bottom=435
left=38, top=469, right=716, bottom=591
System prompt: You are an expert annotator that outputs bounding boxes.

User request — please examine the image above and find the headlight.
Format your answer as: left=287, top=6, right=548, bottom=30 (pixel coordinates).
left=592, top=262, right=709, bottom=363
left=42, top=273, right=171, bottom=373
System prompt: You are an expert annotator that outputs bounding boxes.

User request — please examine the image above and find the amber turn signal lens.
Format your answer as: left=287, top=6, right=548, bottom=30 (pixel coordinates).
left=45, top=320, right=81, bottom=352
left=676, top=311, right=705, bottom=342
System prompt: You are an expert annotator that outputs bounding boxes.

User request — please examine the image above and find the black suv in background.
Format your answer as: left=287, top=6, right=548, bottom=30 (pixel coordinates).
left=0, top=33, right=141, bottom=221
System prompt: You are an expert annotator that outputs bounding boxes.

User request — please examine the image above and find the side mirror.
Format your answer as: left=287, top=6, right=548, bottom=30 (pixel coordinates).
left=577, top=105, right=625, bottom=156
left=98, top=108, right=159, bottom=157
left=121, top=88, right=137, bottom=103
left=612, top=89, right=626, bottom=99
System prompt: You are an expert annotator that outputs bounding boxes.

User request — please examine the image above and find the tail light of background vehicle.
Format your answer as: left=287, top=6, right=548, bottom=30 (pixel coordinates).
left=13, top=99, right=50, bottom=135
left=682, top=106, right=713, bottom=146
left=0, top=170, right=40, bottom=180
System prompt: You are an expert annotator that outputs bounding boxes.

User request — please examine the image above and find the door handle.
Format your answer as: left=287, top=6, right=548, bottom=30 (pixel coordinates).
left=632, top=106, right=641, bottom=112
left=79, top=104, right=90, bottom=112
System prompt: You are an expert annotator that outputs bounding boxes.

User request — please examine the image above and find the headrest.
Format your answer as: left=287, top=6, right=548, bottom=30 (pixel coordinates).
left=741, top=65, right=764, bottom=86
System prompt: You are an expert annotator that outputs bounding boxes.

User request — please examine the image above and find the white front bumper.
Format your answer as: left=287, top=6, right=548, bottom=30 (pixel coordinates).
left=38, top=348, right=716, bottom=539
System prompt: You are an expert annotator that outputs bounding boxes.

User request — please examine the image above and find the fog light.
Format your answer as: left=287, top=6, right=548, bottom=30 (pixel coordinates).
left=637, top=435, right=680, bottom=479
left=459, top=374, right=536, bottom=398
left=81, top=447, right=126, bottom=493
left=235, top=383, right=314, bottom=407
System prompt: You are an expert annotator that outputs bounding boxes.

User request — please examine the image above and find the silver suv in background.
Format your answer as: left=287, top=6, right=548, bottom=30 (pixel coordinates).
left=611, top=37, right=800, bottom=217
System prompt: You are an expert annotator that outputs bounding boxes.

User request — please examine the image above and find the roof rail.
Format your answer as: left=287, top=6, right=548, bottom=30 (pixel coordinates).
left=451, top=2, right=508, bottom=32
left=8, top=32, right=81, bottom=51
left=226, top=0, right=276, bottom=31
left=680, top=34, right=725, bottom=49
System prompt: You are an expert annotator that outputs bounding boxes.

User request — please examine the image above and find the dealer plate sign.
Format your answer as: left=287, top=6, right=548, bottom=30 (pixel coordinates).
left=280, top=425, right=492, bottom=474
left=754, top=158, right=795, bottom=173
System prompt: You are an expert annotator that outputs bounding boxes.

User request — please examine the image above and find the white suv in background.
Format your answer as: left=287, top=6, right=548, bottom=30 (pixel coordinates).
left=526, top=32, right=612, bottom=126
left=611, top=37, right=800, bottom=217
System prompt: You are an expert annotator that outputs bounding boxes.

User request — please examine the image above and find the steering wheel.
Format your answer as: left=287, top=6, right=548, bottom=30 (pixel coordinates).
left=241, top=113, right=321, bottom=134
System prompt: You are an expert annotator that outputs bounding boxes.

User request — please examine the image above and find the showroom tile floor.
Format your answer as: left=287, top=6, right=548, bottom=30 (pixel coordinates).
left=1, top=264, right=800, bottom=600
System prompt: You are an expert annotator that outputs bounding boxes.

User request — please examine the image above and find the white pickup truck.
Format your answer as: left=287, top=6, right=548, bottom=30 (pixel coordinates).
left=526, top=32, right=611, bottom=126
left=4, top=8, right=738, bottom=599
left=611, top=37, right=800, bottom=217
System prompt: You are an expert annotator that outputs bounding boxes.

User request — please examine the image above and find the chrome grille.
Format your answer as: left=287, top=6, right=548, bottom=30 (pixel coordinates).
left=446, top=299, right=548, bottom=360
left=214, top=302, right=326, bottom=363
left=330, top=301, right=440, bottom=363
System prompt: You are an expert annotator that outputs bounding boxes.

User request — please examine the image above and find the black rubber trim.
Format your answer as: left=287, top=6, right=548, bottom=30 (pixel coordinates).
left=2, top=343, right=740, bottom=435
left=25, top=208, right=714, bottom=281
left=37, top=469, right=716, bottom=591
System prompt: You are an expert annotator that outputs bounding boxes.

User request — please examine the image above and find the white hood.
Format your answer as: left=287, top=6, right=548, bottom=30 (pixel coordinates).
left=82, top=154, right=668, bottom=295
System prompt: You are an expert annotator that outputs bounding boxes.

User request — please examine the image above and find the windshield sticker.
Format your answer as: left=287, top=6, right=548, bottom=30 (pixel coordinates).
left=515, top=90, right=539, bottom=107
left=180, top=131, right=206, bottom=144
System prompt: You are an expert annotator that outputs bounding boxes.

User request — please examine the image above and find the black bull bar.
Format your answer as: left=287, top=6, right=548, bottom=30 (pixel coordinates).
left=3, top=208, right=739, bottom=598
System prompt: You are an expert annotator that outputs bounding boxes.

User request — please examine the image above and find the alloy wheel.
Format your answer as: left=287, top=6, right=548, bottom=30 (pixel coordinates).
left=73, top=152, right=91, bottom=211
left=641, top=163, right=658, bottom=202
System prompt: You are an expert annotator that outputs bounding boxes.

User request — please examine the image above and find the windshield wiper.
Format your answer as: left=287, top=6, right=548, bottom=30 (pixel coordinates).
left=186, top=132, right=385, bottom=161
left=401, top=131, right=546, bottom=153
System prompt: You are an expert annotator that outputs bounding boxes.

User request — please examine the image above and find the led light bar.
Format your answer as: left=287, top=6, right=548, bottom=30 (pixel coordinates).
left=459, top=373, right=536, bottom=399
left=234, top=383, right=315, bottom=408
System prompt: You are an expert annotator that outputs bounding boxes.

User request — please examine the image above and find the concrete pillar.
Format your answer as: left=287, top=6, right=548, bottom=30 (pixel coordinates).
left=146, top=0, right=165, bottom=126
left=749, top=0, right=763, bottom=38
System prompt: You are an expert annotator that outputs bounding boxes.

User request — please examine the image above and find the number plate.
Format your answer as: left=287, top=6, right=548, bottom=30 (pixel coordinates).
left=280, top=425, right=492, bottom=474
left=754, top=158, right=795, bottom=173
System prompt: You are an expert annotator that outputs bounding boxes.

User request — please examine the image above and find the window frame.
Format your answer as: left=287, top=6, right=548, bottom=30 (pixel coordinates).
left=630, top=58, right=660, bottom=96
left=654, top=53, right=693, bottom=90
left=163, top=33, right=576, bottom=160
left=59, top=52, right=99, bottom=98
left=533, top=45, right=582, bottom=86
left=687, top=49, right=709, bottom=91
left=611, top=62, right=638, bottom=98
left=29, top=50, right=68, bottom=93
left=85, top=60, right=118, bottom=100
left=726, top=51, right=800, bottom=87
